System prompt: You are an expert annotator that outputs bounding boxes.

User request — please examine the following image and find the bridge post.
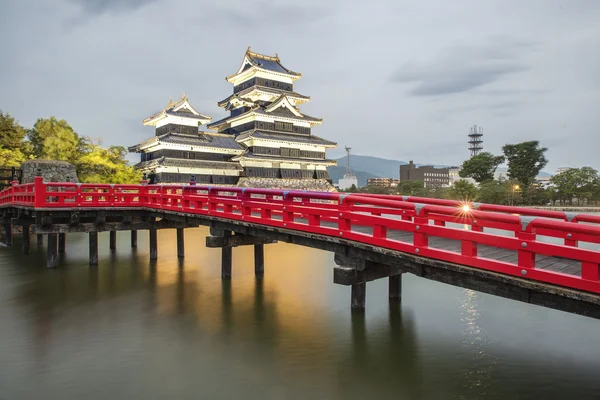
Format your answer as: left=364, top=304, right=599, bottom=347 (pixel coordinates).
left=254, top=244, right=264, bottom=277
left=89, top=232, right=98, bottom=265
left=221, top=231, right=232, bottom=279
left=47, top=233, right=58, bottom=268
left=149, top=229, right=158, bottom=260
left=22, top=225, right=30, bottom=255
left=109, top=231, right=116, bottom=250
left=131, top=230, right=137, bottom=248
left=36, top=234, right=43, bottom=245
left=176, top=228, right=185, bottom=258
left=58, top=233, right=66, bottom=253
left=351, top=282, right=366, bottom=310
left=3, top=223, right=12, bottom=246
left=389, top=274, right=402, bottom=302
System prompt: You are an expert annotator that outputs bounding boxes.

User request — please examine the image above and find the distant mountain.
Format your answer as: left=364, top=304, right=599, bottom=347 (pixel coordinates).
left=334, top=155, right=406, bottom=179
left=327, top=166, right=378, bottom=187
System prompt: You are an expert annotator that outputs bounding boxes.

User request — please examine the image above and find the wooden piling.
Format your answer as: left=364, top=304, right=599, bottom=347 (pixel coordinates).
left=3, top=223, right=12, bottom=246
left=47, top=233, right=58, bottom=268
left=254, top=244, right=264, bottom=277
left=389, top=274, right=402, bottom=302
left=109, top=231, right=116, bottom=250
left=220, top=231, right=232, bottom=279
left=176, top=228, right=184, bottom=258
left=22, top=225, right=30, bottom=255
left=131, top=230, right=137, bottom=248
left=89, top=232, right=98, bottom=265
left=149, top=229, right=157, bottom=260
left=36, top=234, right=43, bottom=245
left=351, top=282, right=366, bottom=310
left=58, top=233, right=66, bottom=253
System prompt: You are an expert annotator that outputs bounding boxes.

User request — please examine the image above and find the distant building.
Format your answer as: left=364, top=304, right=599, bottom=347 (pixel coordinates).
left=449, top=167, right=461, bottom=185
left=338, top=146, right=358, bottom=190
left=367, top=178, right=399, bottom=187
left=400, top=161, right=452, bottom=188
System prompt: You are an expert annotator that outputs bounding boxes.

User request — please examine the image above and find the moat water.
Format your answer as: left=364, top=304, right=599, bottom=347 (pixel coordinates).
left=1, top=227, right=599, bottom=399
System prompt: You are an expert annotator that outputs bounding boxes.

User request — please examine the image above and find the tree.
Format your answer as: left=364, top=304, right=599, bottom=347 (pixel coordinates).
left=550, top=167, right=599, bottom=205
left=397, top=180, right=427, bottom=196
left=0, top=111, right=30, bottom=166
left=448, top=179, right=478, bottom=200
left=27, top=117, right=83, bottom=163
left=477, top=179, right=509, bottom=204
left=502, top=141, right=548, bottom=203
left=76, top=142, right=140, bottom=184
left=459, top=152, right=505, bottom=183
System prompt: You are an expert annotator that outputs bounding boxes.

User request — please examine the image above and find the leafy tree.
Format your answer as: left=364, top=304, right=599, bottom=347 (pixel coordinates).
left=0, top=111, right=31, bottom=166
left=477, top=179, right=509, bottom=204
left=448, top=179, right=478, bottom=200
left=76, top=142, right=139, bottom=184
left=27, top=117, right=83, bottom=163
left=502, top=141, right=548, bottom=203
left=397, top=180, right=427, bottom=196
left=550, top=167, right=599, bottom=205
left=459, top=152, right=505, bottom=183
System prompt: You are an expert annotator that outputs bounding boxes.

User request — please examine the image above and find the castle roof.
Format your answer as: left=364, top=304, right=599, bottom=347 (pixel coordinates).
left=143, top=94, right=212, bottom=126
left=226, top=47, right=302, bottom=83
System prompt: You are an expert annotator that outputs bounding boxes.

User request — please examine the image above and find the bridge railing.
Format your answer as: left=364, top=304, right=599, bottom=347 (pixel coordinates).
left=1, top=179, right=599, bottom=294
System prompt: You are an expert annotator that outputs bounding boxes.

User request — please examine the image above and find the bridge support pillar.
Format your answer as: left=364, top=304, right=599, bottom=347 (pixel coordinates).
left=149, top=229, right=157, bottom=260
left=389, top=274, right=402, bottom=302
left=177, top=228, right=185, bottom=258
left=22, top=225, right=30, bottom=255
left=351, top=282, right=366, bottom=310
left=3, top=223, right=12, bottom=246
left=254, top=244, right=264, bottom=277
left=36, top=234, right=43, bottom=245
left=47, top=233, right=58, bottom=268
left=131, top=230, right=137, bottom=248
left=58, top=233, right=66, bottom=253
left=109, top=231, right=116, bottom=250
left=221, top=231, right=232, bottom=279
left=89, top=232, right=98, bottom=265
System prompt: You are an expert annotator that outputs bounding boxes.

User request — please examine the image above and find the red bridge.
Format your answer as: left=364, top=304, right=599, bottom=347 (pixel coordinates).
left=1, top=177, right=600, bottom=318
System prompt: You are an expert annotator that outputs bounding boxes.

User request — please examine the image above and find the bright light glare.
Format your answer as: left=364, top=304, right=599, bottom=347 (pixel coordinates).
left=461, top=204, right=471, bottom=212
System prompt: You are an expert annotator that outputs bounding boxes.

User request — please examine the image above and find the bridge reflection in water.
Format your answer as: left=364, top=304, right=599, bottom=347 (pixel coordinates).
left=2, top=227, right=600, bottom=399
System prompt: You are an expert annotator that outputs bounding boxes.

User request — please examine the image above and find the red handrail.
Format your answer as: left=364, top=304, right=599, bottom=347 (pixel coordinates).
left=1, top=178, right=599, bottom=293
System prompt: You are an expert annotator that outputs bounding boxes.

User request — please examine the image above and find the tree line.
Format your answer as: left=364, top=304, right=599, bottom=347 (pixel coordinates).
left=347, top=140, right=600, bottom=206
left=0, top=110, right=139, bottom=183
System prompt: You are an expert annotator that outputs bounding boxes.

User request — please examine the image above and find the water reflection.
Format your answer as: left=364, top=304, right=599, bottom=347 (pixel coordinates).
left=0, top=228, right=600, bottom=399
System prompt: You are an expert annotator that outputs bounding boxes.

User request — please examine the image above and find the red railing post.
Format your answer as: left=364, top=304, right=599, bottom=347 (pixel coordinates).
left=337, top=194, right=351, bottom=234
left=34, top=176, right=45, bottom=208
left=413, top=204, right=429, bottom=248
left=516, top=217, right=537, bottom=270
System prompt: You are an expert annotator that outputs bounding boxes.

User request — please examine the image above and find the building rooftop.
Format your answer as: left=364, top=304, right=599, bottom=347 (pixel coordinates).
left=134, top=157, right=243, bottom=171
left=232, top=151, right=336, bottom=165
left=227, top=47, right=301, bottom=82
left=128, top=132, right=243, bottom=153
left=236, top=130, right=336, bottom=147
left=143, top=94, right=212, bottom=126
left=217, top=85, right=310, bottom=107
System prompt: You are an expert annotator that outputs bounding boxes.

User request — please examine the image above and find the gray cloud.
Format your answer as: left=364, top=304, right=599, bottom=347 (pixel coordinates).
left=70, top=0, right=160, bottom=15
left=390, top=37, right=538, bottom=96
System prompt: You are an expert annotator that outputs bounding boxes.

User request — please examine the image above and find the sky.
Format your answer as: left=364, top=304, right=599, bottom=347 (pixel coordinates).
left=1, top=0, right=599, bottom=173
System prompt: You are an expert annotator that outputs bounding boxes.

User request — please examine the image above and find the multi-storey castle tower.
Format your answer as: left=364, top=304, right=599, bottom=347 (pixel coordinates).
left=207, top=47, right=337, bottom=190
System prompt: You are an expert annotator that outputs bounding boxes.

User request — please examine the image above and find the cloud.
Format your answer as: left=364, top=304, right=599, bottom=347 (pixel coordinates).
left=70, top=0, right=160, bottom=16
left=390, top=37, right=539, bottom=96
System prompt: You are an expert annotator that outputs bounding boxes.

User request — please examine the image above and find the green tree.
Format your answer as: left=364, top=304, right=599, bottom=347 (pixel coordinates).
left=459, top=152, right=505, bottom=183
left=397, top=180, right=427, bottom=196
left=448, top=179, right=478, bottom=200
left=477, top=179, right=509, bottom=204
left=0, top=111, right=30, bottom=166
left=76, top=142, right=140, bottom=184
left=502, top=141, right=548, bottom=203
left=27, top=117, right=83, bottom=163
left=550, top=167, right=599, bottom=205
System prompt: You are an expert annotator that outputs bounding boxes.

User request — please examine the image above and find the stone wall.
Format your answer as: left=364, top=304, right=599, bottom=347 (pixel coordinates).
left=237, top=178, right=337, bottom=192
left=21, top=160, right=79, bottom=184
